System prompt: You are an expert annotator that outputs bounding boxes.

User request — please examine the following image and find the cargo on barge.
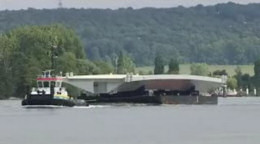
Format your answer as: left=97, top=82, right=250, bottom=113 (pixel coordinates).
left=80, top=79, right=219, bottom=105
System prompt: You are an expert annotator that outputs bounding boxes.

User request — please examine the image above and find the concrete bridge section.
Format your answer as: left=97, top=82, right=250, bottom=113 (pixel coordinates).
left=63, top=74, right=127, bottom=94
left=63, top=74, right=225, bottom=95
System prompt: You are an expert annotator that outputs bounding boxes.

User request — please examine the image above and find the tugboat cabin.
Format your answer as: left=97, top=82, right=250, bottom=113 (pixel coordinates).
left=30, top=70, right=69, bottom=100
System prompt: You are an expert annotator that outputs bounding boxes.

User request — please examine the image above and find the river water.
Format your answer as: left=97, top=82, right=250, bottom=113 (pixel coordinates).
left=1, top=97, right=260, bottom=144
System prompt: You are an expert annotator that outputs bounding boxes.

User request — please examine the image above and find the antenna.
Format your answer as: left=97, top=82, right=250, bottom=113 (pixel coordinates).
left=58, top=0, right=63, bottom=9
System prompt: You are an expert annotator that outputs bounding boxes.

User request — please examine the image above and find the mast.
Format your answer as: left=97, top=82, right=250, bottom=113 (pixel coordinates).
left=50, top=44, right=57, bottom=98
left=51, top=45, right=57, bottom=76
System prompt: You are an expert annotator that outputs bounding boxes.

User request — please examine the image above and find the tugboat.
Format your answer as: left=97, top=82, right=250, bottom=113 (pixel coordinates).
left=22, top=70, right=88, bottom=107
left=22, top=44, right=88, bottom=107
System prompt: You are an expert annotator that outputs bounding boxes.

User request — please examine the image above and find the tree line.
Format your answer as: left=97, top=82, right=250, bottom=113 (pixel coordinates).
left=0, top=3, right=260, bottom=66
left=0, top=24, right=260, bottom=99
left=0, top=25, right=115, bottom=99
left=153, top=55, right=260, bottom=95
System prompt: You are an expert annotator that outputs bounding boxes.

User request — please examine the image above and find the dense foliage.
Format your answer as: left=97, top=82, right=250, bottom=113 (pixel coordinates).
left=0, top=25, right=112, bottom=98
left=116, top=51, right=135, bottom=74
left=0, top=3, right=260, bottom=66
left=190, top=63, right=209, bottom=76
left=154, top=55, right=164, bottom=74
left=168, top=59, right=179, bottom=74
left=253, top=59, right=260, bottom=92
left=234, top=66, right=252, bottom=90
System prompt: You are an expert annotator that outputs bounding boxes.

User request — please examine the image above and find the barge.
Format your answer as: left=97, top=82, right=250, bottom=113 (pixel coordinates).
left=80, top=79, right=219, bottom=105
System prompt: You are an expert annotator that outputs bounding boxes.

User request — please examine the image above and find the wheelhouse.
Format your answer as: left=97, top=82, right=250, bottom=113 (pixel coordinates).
left=36, top=70, right=63, bottom=89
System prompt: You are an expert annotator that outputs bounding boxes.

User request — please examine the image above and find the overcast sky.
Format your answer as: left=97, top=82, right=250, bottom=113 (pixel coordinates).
left=0, top=0, right=259, bottom=10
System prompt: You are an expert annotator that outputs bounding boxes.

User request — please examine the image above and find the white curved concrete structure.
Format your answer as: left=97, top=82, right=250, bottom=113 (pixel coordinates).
left=63, top=74, right=225, bottom=94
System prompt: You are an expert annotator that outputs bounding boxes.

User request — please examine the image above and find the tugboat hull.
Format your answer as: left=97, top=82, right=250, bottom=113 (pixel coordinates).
left=22, top=95, right=87, bottom=107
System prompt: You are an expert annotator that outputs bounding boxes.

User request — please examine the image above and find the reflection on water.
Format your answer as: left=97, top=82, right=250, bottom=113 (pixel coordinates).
left=1, top=97, right=260, bottom=144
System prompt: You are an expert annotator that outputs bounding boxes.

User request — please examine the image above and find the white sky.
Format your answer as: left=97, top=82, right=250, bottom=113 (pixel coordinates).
left=0, top=0, right=259, bottom=10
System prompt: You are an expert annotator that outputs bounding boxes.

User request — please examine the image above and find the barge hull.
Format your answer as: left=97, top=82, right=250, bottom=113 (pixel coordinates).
left=86, top=95, right=218, bottom=105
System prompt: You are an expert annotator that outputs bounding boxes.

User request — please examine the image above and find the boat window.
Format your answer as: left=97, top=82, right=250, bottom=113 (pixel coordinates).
left=46, top=71, right=50, bottom=77
left=56, top=82, right=61, bottom=87
left=43, top=81, right=50, bottom=88
left=37, top=81, right=43, bottom=88
left=51, top=81, right=55, bottom=87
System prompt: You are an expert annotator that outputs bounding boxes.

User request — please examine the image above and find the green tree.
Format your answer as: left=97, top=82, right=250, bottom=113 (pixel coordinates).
left=234, top=66, right=243, bottom=88
left=154, top=55, right=164, bottom=74
left=1, top=5, right=260, bottom=65
left=254, top=59, right=260, bottom=78
left=56, top=52, right=78, bottom=74
left=233, top=66, right=253, bottom=90
left=168, top=58, right=179, bottom=74
left=117, top=52, right=135, bottom=74
left=227, top=77, right=238, bottom=89
left=213, top=69, right=228, bottom=76
left=0, top=24, right=86, bottom=98
left=241, top=74, right=253, bottom=90
left=76, top=59, right=100, bottom=75
left=0, top=35, right=18, bottom=98
left=254, top=59, right=260, bottom=93
left=190, top=63, right=209, bottom=76
left=94, top=61, right=114, bottom=74
left=117, top=52, right=124, bottom=74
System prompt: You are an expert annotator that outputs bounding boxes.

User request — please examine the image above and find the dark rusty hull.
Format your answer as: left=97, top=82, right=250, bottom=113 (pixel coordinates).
left=83, top=83, right=218, bottom=105
left=91, top=95, right=161, bottom=104
left=86, top=95, right=218, bottom=105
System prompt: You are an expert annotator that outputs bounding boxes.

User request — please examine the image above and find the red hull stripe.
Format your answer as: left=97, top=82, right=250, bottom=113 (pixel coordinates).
left=37, top=77, right=63, bottom=81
